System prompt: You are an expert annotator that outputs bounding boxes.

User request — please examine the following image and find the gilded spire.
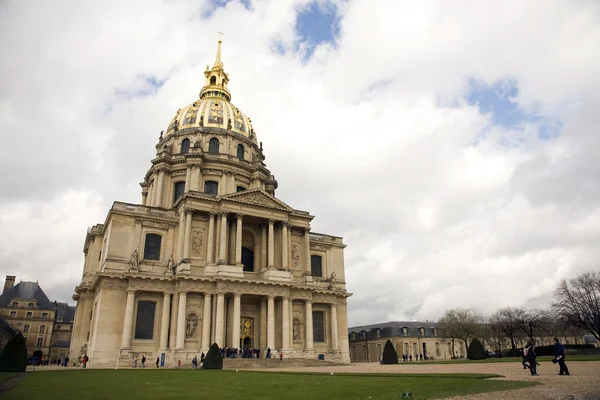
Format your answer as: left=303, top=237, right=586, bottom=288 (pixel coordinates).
left=214, top=30, right=224, bottom=69
left=199, top=32, right=231, bottom=101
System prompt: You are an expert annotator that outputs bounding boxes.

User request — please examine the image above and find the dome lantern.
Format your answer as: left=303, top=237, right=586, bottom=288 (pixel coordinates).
left=199, top=35, right=231, bottom=102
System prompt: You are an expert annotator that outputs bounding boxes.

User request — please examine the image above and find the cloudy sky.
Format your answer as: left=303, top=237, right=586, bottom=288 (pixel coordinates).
left=1, top=0, right=599, bottom=327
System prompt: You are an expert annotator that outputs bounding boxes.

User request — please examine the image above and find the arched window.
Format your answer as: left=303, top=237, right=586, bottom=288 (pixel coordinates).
left=143, top=233, right=162, bottom=260
left=237, top=144, right=245, bottom=160
left=57, top=317, right=63, bottom=322
left=242, top=247, right=254, bottom=272
left=180, top=138, right=190, bottom=154
left=312, top=311, right=325, bottom=343
left=210, top=76, right=216, bottom=85
left=173, top=182, right=185, bottom=204
left=236, top=186, right=246, bottom=192
left=134, top=301, right=156, bottom=340
left=208, top=138, right=219, bottom=153
left=311, top=255, right=322, bottom=277
left=204, top=181, right=218, bottom=195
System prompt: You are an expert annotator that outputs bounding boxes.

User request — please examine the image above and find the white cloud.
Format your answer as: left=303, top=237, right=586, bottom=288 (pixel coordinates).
left=1, top=0, right=599, bottom=327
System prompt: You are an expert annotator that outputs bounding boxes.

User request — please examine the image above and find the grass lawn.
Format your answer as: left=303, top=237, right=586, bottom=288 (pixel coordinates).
left=3, top=369, right=536, bottom=400
left=394, top=355, right=600, bottom=365
left=0, top=372, right=16, bottom=382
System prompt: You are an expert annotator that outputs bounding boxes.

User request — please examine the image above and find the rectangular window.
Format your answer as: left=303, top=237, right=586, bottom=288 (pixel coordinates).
left=134, top=301, right=156, bottom=340
left=56, top=325, right=61, bottom=331
left=173, top=182, right=185, bottom=204
left=10, top=311, right=16, bottom=318
left=436, top=342, right=441, bottom=357
left=23, top=325, right=29, bottom=333
left=11, top=302, right=17, bottom=307
left=42, top=312, right=48, bottom=318
left=312, top=311, right=325, bottom=343
left=26, top=312, right=32, bottom=318
left=70, top=326, right=73, bottom=331
left=39, top=325, right=45, bottom=334
left=310, top=255, right=322, bottom=277
left=204, top=181, right=218, bottom=195
left=87, top=332, right=90, bottom=341
left=143, top=234, right=162, bottom=261
left=28, top=303, right=34, bottom=308
left=36, top=337, right=43, bottom=347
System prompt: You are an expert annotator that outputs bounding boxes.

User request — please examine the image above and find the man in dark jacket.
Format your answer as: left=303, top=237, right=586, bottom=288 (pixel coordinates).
left=524, top=341, right=538, bottom=376
left=554, top=338, right=570, bottom=375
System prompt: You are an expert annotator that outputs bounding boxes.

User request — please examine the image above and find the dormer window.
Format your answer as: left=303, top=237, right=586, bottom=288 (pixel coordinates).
left=432, top=328, right=437, bottom=336
left=402, top=327, right=408, bottom=336
left=351, top=332, right=356, bottom=340
left=361, top=330, right=367, bottom=339
left=28, top=303, right=34, bottom=308
left=376, top=329, right=381, bottom=338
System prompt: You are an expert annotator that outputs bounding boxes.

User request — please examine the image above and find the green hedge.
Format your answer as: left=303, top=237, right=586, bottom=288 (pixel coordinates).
left=203, top=343, right=222, bottom=369
left=0, top=332, right=28, bottom=372
left=467, top=338, right=486, bottom=360
left=382, top=340, right=398, bottom=364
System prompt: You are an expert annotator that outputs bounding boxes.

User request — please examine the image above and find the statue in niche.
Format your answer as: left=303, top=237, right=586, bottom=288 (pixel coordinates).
left=129, top=250, right=139, bottom=272
left=186, top=314, right=198, bottom=338
left=291, top=244, right=300, bottom=269
left=227, top=118, right=232, bottom=129
left=328, top=271, right=337, bottom=290
left=165, top=254, right=175, bottom=275
left=293, top=319, right=301, bottom=341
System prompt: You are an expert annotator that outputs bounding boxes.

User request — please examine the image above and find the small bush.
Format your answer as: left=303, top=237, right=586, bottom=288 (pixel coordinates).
left=0, top=332, right=28, bottom=372
left=467, top=338, right=487, bottom=360
left=203, top=343, right=223, bottom=369
left=382, top=340, right=398, bottom=364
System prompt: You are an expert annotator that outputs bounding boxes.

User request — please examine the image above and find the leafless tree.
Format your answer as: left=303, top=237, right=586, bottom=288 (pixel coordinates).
left=438, top=308, right=482, bottom=353
left=490, top=307, right=522, bottom=351
left=552, top=271, right=600, bottom=341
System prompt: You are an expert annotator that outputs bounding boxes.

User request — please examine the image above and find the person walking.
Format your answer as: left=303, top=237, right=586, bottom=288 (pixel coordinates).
left=192, top=356, right=198, bottom=369
left=141, top=355, right=146, bottom=368
left=156, top=357, right=160, bottom=368
left=177, top=359, right=182, bottom=369
left=553, top=338, right=570, bottom=375
left=524, top=341, right=538, bottom=376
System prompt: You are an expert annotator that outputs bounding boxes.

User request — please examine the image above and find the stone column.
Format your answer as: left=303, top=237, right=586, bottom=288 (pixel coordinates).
left=175, top=292, right=187, bottom=349
left=261, top=225, right=267, bottom=271
left=182, top=210, right=193, bottom=260
left=177, top=211, right=185, bottom=260
left=201, top=294, right=212, bottom=352
left=215, top=293, right=225, bottom=347
left=235, top=214, right=243, bottom=266
left=304, top=228, right=311, bottom=275
left=305, top=300, right=313, bottom=351
left=218, top=212, right=228, bottom=263
left=259, top=298, right=267, bottom=352
left=232, top=294, right=241, bottom=348
left=267, top=219, right=275, bottom=269
left=159, top=293, right=170, bottom=350
left=148, top=182, right=155, bottom=207
left=282, top=297, right=290, bottom=350
left=330, top=303, right=339, bottom=351
left=120, top=290, right=136, bottom=349
left=267, top=295, right=275, bottom=351
left=184, top=165, right=192, bottom=192
left=156, top=169, right=165, bottom=208
left=206, top=212, right=216, bottom=264
left=281, top=222, right=289, bottom=270
left=289, top=299, right=294, bottom=347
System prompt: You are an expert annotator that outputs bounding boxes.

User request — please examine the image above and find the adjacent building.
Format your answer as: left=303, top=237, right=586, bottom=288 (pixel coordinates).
left=69, top=39, right=351, bottom=368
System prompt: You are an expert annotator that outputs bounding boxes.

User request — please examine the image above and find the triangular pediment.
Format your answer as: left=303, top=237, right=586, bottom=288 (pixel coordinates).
left=222, top=189, right=292, bottom=210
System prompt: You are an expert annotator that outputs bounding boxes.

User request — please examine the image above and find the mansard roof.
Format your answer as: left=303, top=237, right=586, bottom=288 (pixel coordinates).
left=55, top=302, right=76, bottom=322
left=0, top=281, right=54, bottom=309
left=348, top=321, right=442, bottom=339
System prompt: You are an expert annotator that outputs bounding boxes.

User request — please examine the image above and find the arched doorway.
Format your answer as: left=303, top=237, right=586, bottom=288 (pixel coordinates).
left=242, top=247, right=254, bottom=272
left=33, top=350, right=43, bottom=359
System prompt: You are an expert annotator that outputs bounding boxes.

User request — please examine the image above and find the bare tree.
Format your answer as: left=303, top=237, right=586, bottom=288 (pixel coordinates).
left=490, top=307, right=522, bottom=351
left=480, top=320, right=505, bottom=354
left=438, top=308, right=482, bottom=353
left=513, top=308, right=550, bottom=344
left=552, top=271, right=600, bottom=341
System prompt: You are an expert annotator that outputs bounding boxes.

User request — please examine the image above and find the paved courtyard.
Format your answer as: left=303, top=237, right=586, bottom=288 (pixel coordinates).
left=251, top=360, right=600, bottom=400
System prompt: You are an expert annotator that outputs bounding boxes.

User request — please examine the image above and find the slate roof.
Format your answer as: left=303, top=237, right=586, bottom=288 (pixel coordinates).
left=348, top=321, right=443, bottom=340
left=0, top=281, right=54, bottom=309
left=55, top=302, right=76, bottom=323
left=584, top=335, right=599, bottom=345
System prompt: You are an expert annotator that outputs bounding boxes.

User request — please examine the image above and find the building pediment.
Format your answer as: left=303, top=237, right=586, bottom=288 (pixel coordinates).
left=222, top=189, right=292, bottom=211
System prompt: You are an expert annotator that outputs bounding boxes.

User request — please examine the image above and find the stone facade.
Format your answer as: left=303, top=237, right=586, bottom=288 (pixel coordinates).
left=70, top=40, right=351, bottom=368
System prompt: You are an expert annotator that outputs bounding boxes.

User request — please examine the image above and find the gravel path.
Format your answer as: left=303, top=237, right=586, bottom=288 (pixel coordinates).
left=250, top=361, right=600, bottom=400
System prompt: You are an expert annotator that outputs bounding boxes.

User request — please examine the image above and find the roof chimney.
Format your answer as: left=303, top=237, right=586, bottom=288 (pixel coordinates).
left=3, top=275, right=15, bottom=295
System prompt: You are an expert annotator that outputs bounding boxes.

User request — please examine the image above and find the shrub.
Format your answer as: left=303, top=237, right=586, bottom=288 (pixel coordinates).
left=382, top=340, right=398, bottom=364
left=203, top=343, right=223, bottom=369
left=0, top=332, right=28, bottom=372
left=467, top=338, right=487, bottom=360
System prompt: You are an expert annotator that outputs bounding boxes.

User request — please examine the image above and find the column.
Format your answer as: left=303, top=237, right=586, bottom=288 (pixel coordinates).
left=184, top=165, right=192, bottom=192
left=267, top=296, right=275, bottom=351
left=175, top=292, right=187, bottom=349
left=232, top=294, right=241, bottom=348
left=206, top=212, right=216, bottom=264
left=267, top=219, right=275, bottom=269
left=201, top=294, right=212, bottom=351
left=218, top=212, right=228, bottom=263
left=182, top=210, right=192, bottom=260
left=148, top=182, right=155, bottom=207
left=193, top=165, right=201, bottom=191
left=305, top=301, right=313, bottom=351
left=289, top=299, right=294, bottom=347
left=330, top=303, right=339, bottom=351
left=281, top=222, right=289, bottom=270
left=282, top=297, right=290, bottom=350
left=120, top=290, right=136, bottom=349
left=304, top=228, right=311, bottom=275
left=259, top=298, right=267, bottom=351
left=156, top=169, right=165, bottom=208
left=159, top=293, right=171, bottom=350
left=177, top=212, right=185, bottom=260
left=215, top=293, right=225, bottom=347
left=235, top=214, right=243, bottom=266
left=261, top=225, right=267, bottom=271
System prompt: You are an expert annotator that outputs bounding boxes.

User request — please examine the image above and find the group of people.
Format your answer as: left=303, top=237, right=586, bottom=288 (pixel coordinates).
left=522, top=337, right=570, bottom=376
left=401, top=354, right=426, bottom=362
left=219, top=346, right=261, bottom=359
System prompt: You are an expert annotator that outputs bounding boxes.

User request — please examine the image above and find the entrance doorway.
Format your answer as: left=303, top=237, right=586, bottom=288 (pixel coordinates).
left=240, top=317, right=253, bottom=348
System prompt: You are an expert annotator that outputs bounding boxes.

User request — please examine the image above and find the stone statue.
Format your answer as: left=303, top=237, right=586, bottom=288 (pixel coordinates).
left=293, top=320, right=300, bottom=341
left=199, top=114, right=204, bottom=127
left=186, top=316, right=198, bottom=338
left=166, top=254, right=174, bottom=275
left=159, top=130, right=164, bottom=140
left=227, top=118, right=232, bottom=129
left=328, top=271, right=337, bottom=290
left=129, top=250, right=139, bottom=271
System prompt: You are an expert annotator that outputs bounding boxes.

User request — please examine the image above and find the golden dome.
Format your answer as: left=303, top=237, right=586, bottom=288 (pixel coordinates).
left=165, top=38, right=257, bottom=143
